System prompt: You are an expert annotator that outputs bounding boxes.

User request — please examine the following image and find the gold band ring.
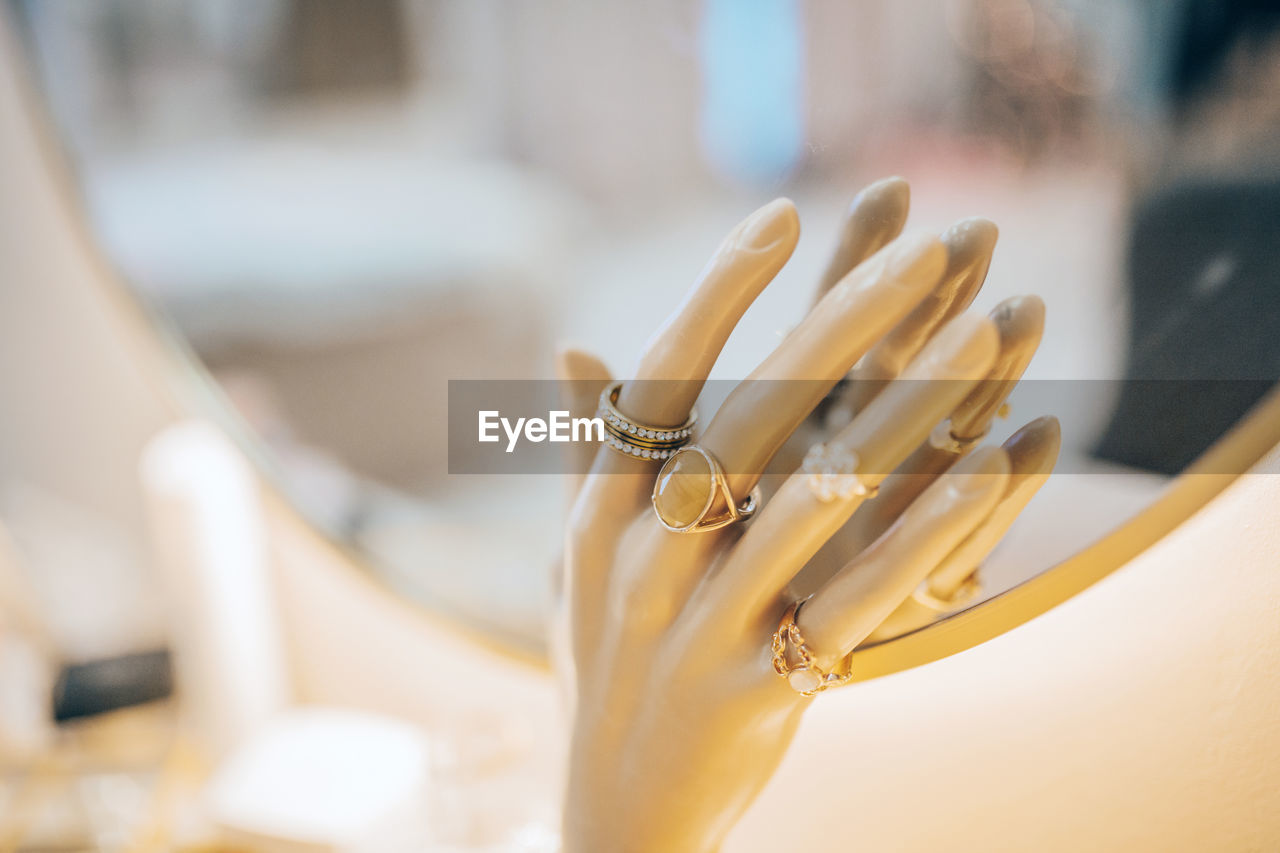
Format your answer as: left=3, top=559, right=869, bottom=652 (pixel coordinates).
left=598, top=381, right=697, bottom=460
left=928, top=418, right=989, bottom=455
left=912, top=570, right=982, bottom=612
left=771, top=598, right=854, bottom=696
left=651, top=445, right=761, bottom=533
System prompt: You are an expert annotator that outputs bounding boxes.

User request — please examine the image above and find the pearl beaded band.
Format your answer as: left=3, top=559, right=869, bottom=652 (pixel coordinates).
left=597, top=381, right=698, bottom=460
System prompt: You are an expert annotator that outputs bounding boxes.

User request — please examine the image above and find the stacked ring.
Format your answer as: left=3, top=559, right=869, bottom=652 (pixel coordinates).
left=598, top=381, right=697, bottom=460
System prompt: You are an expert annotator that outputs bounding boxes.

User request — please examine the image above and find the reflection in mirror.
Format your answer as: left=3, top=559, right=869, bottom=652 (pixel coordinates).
left=15, top=1, right=1280, bottom=655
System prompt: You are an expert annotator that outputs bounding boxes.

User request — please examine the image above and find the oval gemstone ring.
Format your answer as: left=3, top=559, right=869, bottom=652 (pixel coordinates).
left=651, top=445, right=761, bottom=533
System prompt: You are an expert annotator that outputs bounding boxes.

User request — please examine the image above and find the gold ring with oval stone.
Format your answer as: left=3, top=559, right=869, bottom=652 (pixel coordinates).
left=651, top=444, right=761, bottom=533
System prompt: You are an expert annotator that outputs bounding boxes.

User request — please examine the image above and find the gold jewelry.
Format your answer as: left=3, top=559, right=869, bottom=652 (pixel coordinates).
left=801, top=442, right=879, bottom=502
left=912, top=571, right=983, bottom=612
left=651, top=445, right=761, bottom=533
left=928, top=418, right=988, bottom=455
left=598, top=381, right=697, bottom=460
left=771, top=598, right=853, bottom=696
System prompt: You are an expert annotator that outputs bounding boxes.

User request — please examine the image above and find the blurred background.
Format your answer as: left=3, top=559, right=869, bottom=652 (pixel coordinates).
left=2, top=0, right=1279, bottom=849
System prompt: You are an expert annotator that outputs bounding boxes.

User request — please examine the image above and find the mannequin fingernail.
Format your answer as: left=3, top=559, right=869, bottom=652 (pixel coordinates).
left=941, top=218, right=997, bottom=282
left=942, top=217, right=998, bottom=257
left=1002, top=416, right=1061, bottom=477
left=850, top=175, right=909, bottom=218
left=990, top=294, right=1045, bottom=339
left=737, top=198, right=798, bottom=252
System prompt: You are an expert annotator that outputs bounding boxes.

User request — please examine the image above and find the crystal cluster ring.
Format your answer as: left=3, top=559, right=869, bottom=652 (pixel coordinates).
left=771, top=599, right=854, bottom=696
left=801, top=442, right=878, bottom=503
left=597, top=381, right=697, bottom=460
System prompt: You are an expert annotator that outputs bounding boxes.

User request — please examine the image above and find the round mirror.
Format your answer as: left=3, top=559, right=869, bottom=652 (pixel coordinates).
left=13, top=1, right=1280, bottom=661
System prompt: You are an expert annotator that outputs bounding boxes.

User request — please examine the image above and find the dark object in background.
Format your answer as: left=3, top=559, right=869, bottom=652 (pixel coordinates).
left=1172, top=0, right=1280, bottom=107
left=1094, top=180, right=1280, bottom=474
left=267, top=0, right=410, bottom=96
left=52, top=650, right=172, bottom=722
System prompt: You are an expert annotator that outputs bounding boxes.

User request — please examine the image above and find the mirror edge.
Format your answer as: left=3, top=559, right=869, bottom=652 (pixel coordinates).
left=1, top=17, right=551, bottom=671
left=847, top=383, right=1280, bottom=680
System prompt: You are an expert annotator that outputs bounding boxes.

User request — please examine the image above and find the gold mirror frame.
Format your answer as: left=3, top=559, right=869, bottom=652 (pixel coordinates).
left=10, top=17, right=1280, bottom=678
left=848, top=383, right=1280, bottom=680
left=1, top=17, right=548, bottom=668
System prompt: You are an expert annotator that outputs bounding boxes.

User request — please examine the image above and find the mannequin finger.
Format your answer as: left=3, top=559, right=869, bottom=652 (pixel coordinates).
left=613, top=198, right=799, bottom=435
left=707, top=313, right=999, bottom=618
left=832, top=217, right=998, bottom=422
left=861, top=416, right=1059, bottom=642
left=811, top=176, right=910, bottom=305
left=556, top=346, right=613, bottom=504
left=694, top=231, right=948, bottom=503
left=925, top=414, right=1060, bottom=598
left=949, top=294, right=1045, bottom=440
left=834, top=293, right=1045, bottom=551
left=796, top=447, right=1010, bottom=669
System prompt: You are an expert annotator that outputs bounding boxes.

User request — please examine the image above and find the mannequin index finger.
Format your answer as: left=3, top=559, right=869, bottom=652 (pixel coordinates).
left=616, top=198, right=800, bottom=428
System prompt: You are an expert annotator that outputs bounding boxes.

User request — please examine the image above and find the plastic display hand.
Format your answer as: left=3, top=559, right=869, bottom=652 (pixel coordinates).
left=554, top=182, right=1057, bottom=852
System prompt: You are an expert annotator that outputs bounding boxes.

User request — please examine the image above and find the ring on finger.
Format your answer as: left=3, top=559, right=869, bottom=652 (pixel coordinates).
left=652, top=445, right=761, bottom=532
left=912, top=570, right=982, bottom=612
left=598, top=380, right=697, bottom=460
left=801, top=442, right=879, bottom=503
left=771, top=598, right=853, bottom=696
left=928, top=418, right=988, bottom=455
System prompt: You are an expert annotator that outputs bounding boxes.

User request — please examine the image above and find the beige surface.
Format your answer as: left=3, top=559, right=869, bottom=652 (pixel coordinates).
left=731, top=447, right=1280, bottom=852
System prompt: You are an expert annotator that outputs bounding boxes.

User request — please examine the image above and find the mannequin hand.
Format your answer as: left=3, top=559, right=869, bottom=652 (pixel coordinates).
left=554, top=181, right=1059, bottom=852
